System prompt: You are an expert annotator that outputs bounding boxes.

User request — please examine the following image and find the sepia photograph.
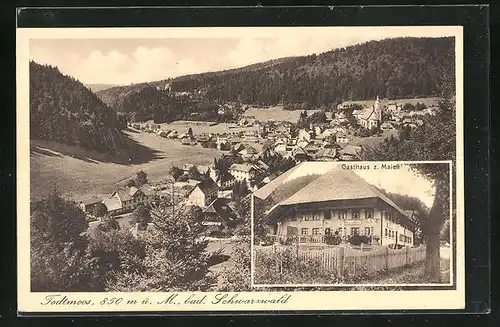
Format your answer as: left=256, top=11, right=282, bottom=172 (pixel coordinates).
left=251, top=161, right=452, bottom=287
left=17, top=25, right=464, bottom=312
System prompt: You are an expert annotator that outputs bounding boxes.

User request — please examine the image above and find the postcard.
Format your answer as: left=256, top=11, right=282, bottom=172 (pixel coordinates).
left=17, top=26, right=464, bottom=313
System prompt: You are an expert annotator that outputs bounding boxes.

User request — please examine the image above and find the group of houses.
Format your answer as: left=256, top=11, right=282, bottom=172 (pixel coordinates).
left=338, top=96, right=438, bottom=130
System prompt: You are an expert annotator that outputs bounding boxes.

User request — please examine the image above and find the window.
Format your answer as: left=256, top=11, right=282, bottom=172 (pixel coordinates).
left=385, top=228, right=388, bottom=237
left=365, top=227, right=371, bottom=235
left=313, top=212, right=321, bottom=221
left=312, top=228, right=320, bottom=235
left=303, top=214, right=310, bottom=221
left=338, top=227, right=343, bottom=235
left=365, top=208, right=374, bottom=218
left=325, top=228, right=331, bottom=235
left=301, top=228, right=308, bottom=235
left=351, top=227, right=359, bottom=235
left=338, top=210, right=347, bottom=219
left=324, top=211, right=331, bottom=220
left=352, top=210, right=360, bottom=219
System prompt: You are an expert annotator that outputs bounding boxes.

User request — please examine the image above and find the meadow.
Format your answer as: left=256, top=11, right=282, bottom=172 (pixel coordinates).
left=243, top=105, right=320, bottom=122
left=342, top=97, right=441, bottom=108
left=30, top=129, right=222, bottom=203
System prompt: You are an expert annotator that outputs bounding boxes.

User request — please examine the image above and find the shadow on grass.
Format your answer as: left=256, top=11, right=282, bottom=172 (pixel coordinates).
left=30, top=132, right=164, bottom=165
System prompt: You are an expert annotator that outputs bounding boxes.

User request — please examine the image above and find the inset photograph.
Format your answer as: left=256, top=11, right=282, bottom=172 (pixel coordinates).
left=251, top=161, right=452, bottom=287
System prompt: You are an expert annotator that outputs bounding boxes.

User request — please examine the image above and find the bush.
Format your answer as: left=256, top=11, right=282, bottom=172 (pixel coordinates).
left=348, top=234, right=371, bottom=246
left=325, top=234, right=342, bottom=245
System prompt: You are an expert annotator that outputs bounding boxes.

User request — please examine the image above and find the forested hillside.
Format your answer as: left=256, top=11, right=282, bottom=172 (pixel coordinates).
left=118, top=86, right=223, bottom=123
left=30, top=61, right=129, bottom=154
left=98, top=37, right=455, bottom=114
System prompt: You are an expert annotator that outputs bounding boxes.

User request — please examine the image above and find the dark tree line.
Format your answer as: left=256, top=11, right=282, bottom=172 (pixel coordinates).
left=170, top=37, right=454, bottom=108
left=97, top=37, right=455, bottom=117
left=30, top=61, right=129, bottom=154
left=117, top=86, right=221, bottom=123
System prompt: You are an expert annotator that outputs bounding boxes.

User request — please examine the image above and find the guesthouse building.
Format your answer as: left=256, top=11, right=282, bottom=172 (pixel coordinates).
left=253, top=163, right=418, bottom=247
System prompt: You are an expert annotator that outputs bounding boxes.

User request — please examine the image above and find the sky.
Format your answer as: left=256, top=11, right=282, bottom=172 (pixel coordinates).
left=29, top=27, right=458, bottom=85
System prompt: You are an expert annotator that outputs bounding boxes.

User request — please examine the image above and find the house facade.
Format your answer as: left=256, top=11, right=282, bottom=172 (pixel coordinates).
left=186, top=178, right=219, bottom=208
left=256, top=164, right=418, bottom=247
left=271, top=199, right=415, bottom=246
left=103, top=185, right=155, bottom=216
left=229, top=163, right=256, bottom=184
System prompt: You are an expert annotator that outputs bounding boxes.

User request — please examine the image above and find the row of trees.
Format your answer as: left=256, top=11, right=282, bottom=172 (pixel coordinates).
left=31, top=190, right=218, bottom=292
left=168, top=37, right=454, bottom=108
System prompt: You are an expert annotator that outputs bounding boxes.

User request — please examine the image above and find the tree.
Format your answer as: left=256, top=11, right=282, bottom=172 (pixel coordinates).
left=360, top=96, right=455, bottom=282
left=168, top=166, right=184, bottom=181
left=187, top=127, right=193, bottom=138
left=30, top=192, right=97, bottom=291
left=106, top=197, right=216, bottom=291
left=126, top=179, right=136, bottom=187
left=87, top=228, right=146, bottom=290
left=136, top=170, right=148, bottom=186
left=132, top=205, right=152, bottom=231
left=97, top=215, right=121, bottom=232
left=187, top=166, right=202, bottom=181
left=92, top=202, right=108, bottom=218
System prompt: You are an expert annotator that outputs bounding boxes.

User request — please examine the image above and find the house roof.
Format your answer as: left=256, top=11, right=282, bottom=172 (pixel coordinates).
left=339, top=145, right=361, bottom=156
left=113, top=189, right=132, bottom=202
left=229, top=163, right=255, bottom=173
left=292, top=147, right=308, bottom=156
left=202, top=198, right=238, bottom=222
left=139, top=184, right=155, bottom=196
left=103, top=197, right=122, bottom=211
left=81, top=197, right=102, bottom=205
left=129, top=186, right=140, bottom=197
left=240, top=145, right=258, bottom=154
left=359, top=107, right=379, bottom=121
left=268, top=168, right=411, bottom=226
left=195, top=178, right=219, bottom=195
left=315, top=147, right=337, bottom=158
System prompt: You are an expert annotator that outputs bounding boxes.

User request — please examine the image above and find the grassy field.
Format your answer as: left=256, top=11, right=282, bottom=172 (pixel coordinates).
left=30, top=130, right=222, bottom=202
left=342, top=97, right=441, bottom=108
left=349, top=129, right=399, bottom=148
left=244, top=105, right=319, bottom=122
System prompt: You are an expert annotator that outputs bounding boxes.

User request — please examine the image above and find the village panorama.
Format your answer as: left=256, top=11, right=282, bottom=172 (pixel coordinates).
left=29, top=35, right=456, bottom=292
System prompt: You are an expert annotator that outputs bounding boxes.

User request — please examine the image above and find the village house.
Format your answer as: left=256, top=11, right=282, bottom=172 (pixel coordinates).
left=209, top=167, right=235, bottom=189
left=292, top=147, right=309, bottom=162
left=254, top=163, right=418, bottom=246
left=313, top=147, right=338, bottom=161
left=380, top=122, right=395, bottom=131
left=228, top=163, right=257, bottom=184
left=167, top=130, right=179, bottom=138
left=202, top=198, right=239, bottom=227
left=103, top=185, right=155, bottom=216
left=335, top=131, right=350, bottom=144
left=339, top=145, right=362, bottom=161
left=185, top=178, right=219, bottom=208
left=79, top=197, right=103, bottom=214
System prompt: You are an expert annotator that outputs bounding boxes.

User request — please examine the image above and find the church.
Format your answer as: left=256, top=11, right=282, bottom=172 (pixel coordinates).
left=358, top=96, right=383, bottom=130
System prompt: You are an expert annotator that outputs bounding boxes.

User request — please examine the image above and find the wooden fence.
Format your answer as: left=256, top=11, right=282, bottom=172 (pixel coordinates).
left=254, top=244, right=426, bottom=279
